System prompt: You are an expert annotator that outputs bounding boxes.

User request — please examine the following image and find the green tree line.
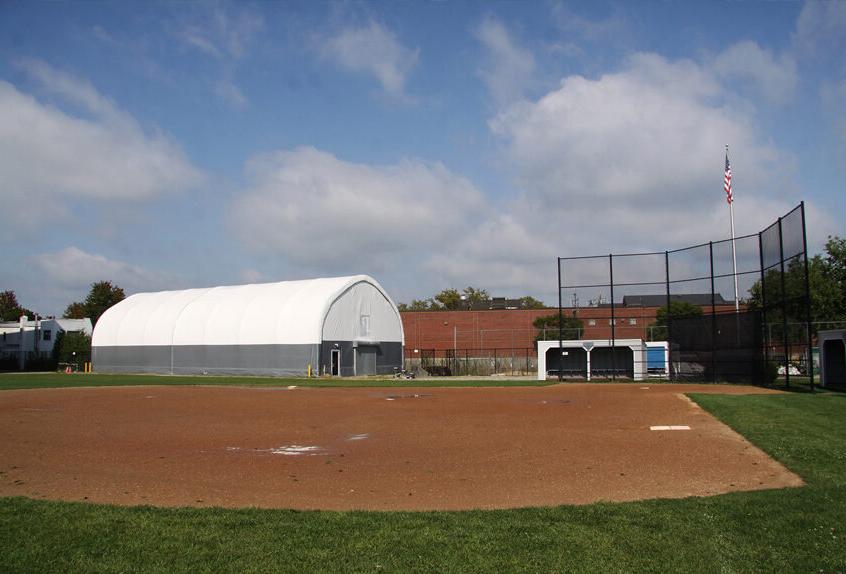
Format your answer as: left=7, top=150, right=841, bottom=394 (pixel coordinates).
left=397, top=287, right=545, bottom=311
left=746, top=236, right=846, bottom=332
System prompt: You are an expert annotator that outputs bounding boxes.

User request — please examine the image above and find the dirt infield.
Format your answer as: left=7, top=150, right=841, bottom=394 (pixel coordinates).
left=0, top=383, right=802, bottom=511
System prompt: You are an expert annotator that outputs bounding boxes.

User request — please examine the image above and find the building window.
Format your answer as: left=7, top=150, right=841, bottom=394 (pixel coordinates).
left=43, top=330, right=52, bottom=341
left=628, top=318, right=637, bottom=326
left=588, top=319, right=596, bottom=326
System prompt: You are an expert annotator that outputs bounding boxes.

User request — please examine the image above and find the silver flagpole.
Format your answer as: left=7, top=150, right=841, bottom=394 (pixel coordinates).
left=727, top=145, right=739, bottom=312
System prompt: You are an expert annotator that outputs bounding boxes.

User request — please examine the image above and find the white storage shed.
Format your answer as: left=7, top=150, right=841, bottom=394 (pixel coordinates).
left=92, top=275, right=404, bottom=376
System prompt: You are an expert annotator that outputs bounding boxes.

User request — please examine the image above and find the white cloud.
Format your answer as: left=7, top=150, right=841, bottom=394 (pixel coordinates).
left=795, top=2, right=846, bottom=159
left=177, top=7, right=263, bottom=107
left=710, top=41, right=797, bottom=105
left=490, top=53, right=783, bottom=208
left=0, top=62, right=203, bottom=226
left=179, top=7, right=264, bottom=60
left=794, top=0, right=846, bottom=56
left=18, top=58, right=126, bottom=122
left=321, top=20, right=419, bottom=97
left=423, top=212, right=555, bottom=295
left=230, top=147, right=485, bottom=270
left=32, top=247, right=178, bottom=296
left=475, top=17, right=536, bottom=106
left=548, top=2, right=628, bottom=43
left=450, top=50, right=837, bottom=301
left=215, top=78, right=248, bottom=109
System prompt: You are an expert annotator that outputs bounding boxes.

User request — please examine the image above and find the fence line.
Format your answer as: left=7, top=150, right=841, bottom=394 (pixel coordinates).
left=555, top=203, right=812, bottom=386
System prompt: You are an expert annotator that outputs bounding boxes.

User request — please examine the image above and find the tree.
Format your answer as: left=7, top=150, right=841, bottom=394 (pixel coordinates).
left=461, top=287, right=490, bottom=306
left=430, top=286, right=492, bottom=310
left=0, top=290, right=33, bottom=321
left=53, top=331, right=92, bottom=365
left=822, top=235, right=846, bottom=309
left=432, top=288, right=463, bottom=310
left=533, top=313, right=583, bottom=341
left=65, top=281, right=126, bottom=326
left=747, top=236, right=846, bottom=330
left=651, top=301, right=703, bottom=340
left=397, top=288, right=544, bottom=312
left=519, top=296, right=545, bottom=309
left=655, top=300, right=703, bottom=324
left=63, top=302, right=87, bottom=319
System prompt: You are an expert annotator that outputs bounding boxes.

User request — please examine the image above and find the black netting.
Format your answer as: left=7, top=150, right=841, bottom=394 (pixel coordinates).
left=557, top=203, right=812, bottom=386
left=668, top=311, right=763, bottom=382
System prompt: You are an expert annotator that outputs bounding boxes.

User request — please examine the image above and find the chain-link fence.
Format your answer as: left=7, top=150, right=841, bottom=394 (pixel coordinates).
left=405, top=348, right=536, bottom=377
left=555, top=203, right=812, bottom=386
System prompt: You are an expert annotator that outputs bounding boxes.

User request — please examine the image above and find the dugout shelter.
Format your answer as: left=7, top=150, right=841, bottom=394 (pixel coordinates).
left=92, top=275, right=404, bottom=377
left=818, top=329, right=846, bottom=388
left=537, top=339, right=647, bottom=381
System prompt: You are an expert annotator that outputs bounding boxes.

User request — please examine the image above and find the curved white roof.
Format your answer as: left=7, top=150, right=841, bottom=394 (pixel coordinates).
left=92, top=275, right=403, bottom=347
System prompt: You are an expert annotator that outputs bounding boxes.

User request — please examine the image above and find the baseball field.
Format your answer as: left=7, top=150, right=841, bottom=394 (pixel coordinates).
left=0, top=373, right=844, bottom=572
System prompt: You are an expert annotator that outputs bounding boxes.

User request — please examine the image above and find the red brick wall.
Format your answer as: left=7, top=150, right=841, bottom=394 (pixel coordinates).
left=401, top=309, right=552, bottom=352
left=400, top=305, right=740, bottom=356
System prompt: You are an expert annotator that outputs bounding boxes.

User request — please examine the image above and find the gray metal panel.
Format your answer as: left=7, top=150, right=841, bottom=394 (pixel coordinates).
left=320, top=341, right=403, bottom=376
left=93, top=344, right=318, bottom=376
left=356, top=346, right=377, bottom=376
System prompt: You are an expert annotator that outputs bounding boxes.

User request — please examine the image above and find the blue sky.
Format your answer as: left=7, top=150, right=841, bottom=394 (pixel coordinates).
left=1, top=0, right=844, bottom=316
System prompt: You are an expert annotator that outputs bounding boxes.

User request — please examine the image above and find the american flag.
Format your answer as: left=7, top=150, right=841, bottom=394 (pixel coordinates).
left=724, top=152, right=733, bottom=205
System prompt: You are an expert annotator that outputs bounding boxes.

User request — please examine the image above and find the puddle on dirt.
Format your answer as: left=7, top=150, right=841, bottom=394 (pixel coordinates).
left=224, top=445, right=327, bottom=456
left=538, top=399, right=571, bottom=405
left=268, top=445, right=326, bottom=456
left=346, top=434, right=369, bottom=441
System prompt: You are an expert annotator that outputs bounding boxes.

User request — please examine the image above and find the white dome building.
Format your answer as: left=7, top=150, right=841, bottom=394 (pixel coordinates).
left=92, top=275, right=404, bottom=377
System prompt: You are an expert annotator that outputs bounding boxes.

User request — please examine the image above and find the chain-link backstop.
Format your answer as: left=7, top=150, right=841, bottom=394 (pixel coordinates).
left=556, top=203, right=812, bottom=386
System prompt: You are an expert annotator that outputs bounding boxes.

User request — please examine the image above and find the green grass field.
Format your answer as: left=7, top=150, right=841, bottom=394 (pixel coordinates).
left=1, top=377, right=844, bottom=572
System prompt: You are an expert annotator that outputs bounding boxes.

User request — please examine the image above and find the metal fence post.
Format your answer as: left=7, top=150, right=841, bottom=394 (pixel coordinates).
left=709, top=241, right=717, bottom=383
left=800, top=202, right=815, bottom=391
left=758, top=231, right=768, bottom=383
left=665, top=251, right=672, bottom=380
left=557, top=257, right=563, bottom=382
left=778, top=216, right=790, bottom=388
left=609, top=254, right=616, bottom=380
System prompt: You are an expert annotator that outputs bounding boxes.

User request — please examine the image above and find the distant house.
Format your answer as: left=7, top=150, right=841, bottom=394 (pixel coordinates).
left=0, top=317, right=93, bottom=367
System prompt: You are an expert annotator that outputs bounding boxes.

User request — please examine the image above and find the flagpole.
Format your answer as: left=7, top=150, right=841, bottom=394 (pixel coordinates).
left=727, top=144, right=739, bottom=312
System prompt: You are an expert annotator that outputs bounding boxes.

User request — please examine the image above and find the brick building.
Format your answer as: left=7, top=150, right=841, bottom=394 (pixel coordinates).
left=401, top=294, right=738, bottom=358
